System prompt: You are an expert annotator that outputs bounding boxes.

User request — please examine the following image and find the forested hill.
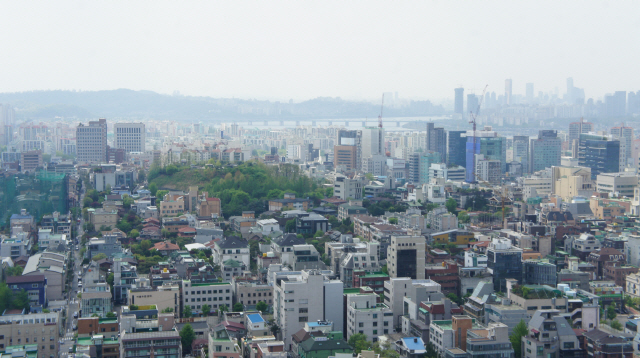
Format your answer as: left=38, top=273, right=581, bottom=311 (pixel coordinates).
left=0, top=89, right=446, bottom=121
left=148, top=162, right=330, bottom=218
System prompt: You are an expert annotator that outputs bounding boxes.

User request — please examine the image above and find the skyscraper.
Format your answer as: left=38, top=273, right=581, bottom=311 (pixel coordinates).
left=427, top=122, right=446, bottom=163
left=77, top=118, right=107, bottom=164
left=114, top=122, right=146, bottom=153
left=605, top=91, right=627, bottom=117
left=0, top=104, right=15, bottom=146
left=447, top=131, right=466, bottom=167
left=610, top=125, right=633, bottom=168
left=505, top=79, right=513, bottom=106
left=568, top=119, right=594, bottom=150
left=361, top=127, right=384, bottom=160
left=512, top=136, right=530, bottom=174
left=525, top=83, right=534, bottom=102
left=578, top=133, right=620, bottom=179
left=454, top=88, right=464, bottom=115
left=467, top=94, right=478, bottom=116
left=529, top=130, right=562, bottom=172
left=337, top=129, right=361, bottom=170
left=465, top=127, right=506, bottom=182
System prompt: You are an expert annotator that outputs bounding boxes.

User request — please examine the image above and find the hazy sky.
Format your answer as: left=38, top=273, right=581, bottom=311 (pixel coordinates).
left=1, top=1, right=639, bottom=102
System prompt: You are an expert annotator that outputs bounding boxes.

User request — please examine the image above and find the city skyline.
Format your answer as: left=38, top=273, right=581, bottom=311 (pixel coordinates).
left=1, top=1, right=640, bottom=101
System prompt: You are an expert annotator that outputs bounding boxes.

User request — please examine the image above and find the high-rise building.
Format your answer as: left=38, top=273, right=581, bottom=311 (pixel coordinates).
left=475, top=156, right=501, bottom=184
left=114, top=122, right=145, bottom=153
left=628, top=91, right=640, bottom=114
left=337, top=129, right=362, bottom=169
left=387, top=234, right=426, bottom=280
left=361, top=127, right=384, bottom=168
left=487, top=238, right=522, bottom=292
left=525, top=83, right=534, bottom=102
left=76, top=118, right=107, bottom=164
left=611, top=125, right=633, bottom=167
left=465, top=127, right=506, bottom=182
left=568, top=119, right=594, bottom=150
left=529, top=130, right=562, bottom=172
left=447, top=131, right=466, bottom=167
left=409, top=151, right=441, bottom=184
left=578, top=133, right=621, bottom=179
left=512, top=136, right=530, bottom=174
left=605, top=91, right=627, bottom=117
left=273, top=270, right=343, bottom=347
left=334, top=145, right=357, bottom=171
left=466, top=94, right=478, bottom=116
left=427, top=122, right=447, bottom=163
left=0, top=104, right=15, bottom=146
left=454, top=88, right=464, bottom=115
left=505, top=79, right=513, bottom=106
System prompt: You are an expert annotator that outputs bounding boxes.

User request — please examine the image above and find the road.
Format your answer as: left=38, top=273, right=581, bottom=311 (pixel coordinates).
left=60, top=184, right=86, bottom=357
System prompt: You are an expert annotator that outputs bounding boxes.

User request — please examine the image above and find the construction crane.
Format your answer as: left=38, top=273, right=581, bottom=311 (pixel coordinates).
left=473, top=172, right=510, bottom=229
left=469, top=85, right=489, bottom=182
left=378, top=94, right=384, bottom=128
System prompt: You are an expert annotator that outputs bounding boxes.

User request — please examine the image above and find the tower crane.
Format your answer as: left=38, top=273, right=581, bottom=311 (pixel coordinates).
left=469, top=85, right=489, bottom=182
left=378, top=94, right=384, bottom=128
left=473, top=172, right=511, bottom=229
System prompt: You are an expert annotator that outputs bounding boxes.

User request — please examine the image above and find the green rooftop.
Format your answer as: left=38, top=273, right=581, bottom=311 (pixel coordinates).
left=431, top=319, right=482, bottom=330
left=361, top=272, right=389, bottom=278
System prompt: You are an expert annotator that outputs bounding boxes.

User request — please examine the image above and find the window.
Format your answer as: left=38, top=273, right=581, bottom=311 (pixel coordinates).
left=373, top=330, right=377, bottom=334
left=359, top=323, right=364, bottom=327
left=299, top=308, right=308, bottom=313
left=299, top=317, right=308, bottom=322
left=563, top=342, right=574, bottom=349
left=373, top=314, right=377, bottom=318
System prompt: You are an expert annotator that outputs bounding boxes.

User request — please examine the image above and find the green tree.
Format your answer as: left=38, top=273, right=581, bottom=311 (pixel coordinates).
left=156, top=190, right=169, bottom=202
left=6, top=266, right=23, bottom=276
left=446, top=293, right=462, bottom=305
left=285, top=219, right=296, bottom=233
left=610, top=319, right=623, bottom=330
left=348, top=333, right=372, bottom=354
left=106, top=312, right=116, bottom=318
left=256, top=301, right=268, bottom=314
left=105, top=184, right=112, bottom=195
left=219, top=304, right=229, bottom=315
left=388, top=217, right=398, bottom=224
left=149, top=183, right=158, bottom=196
left=12, top=289, right=30, bottom=311
left=446, top=197, right=458, bottom=214
left=510, top=319, right=528, bottom=358
left=122, top=195, right=134, bottom=210
left=268, top=319, right=280, bottom=337
left=233, top=302, right=243, bottom=312
left=202, top=304, right=211, bottom=316
left=183, top=305, right=192, bottom=318
left=458, top=210, right=470, bottom=223
left=607, top=304, right=617, bottom=321
left=381, top=264, right=388, bottom=275
left=180, top=323, right=195, bottom=354
left=162, top=307, right=174, bottom=313
left=129, top=229, right=140, bottom=239
left=313, top=230, right=324, bottom=238
left=92, top=253, right=107, bottom=261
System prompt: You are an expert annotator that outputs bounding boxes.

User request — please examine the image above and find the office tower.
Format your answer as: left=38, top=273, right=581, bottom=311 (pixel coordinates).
left=274, top=270, right=343, bottom=347
left=0, top=104, right=15, bottom=146
left=578, top=133, right=620, bottom=179
left=568, top=119, right=594, bottom=150
left=333, top=145, right=357, bottom=171
left=76, top=118, right=107, bottom=164
left=427, top=122, right=447, bottom=163
left=465, top=127, right=506, bottom=182
left=529, top=130, right=562, bottom=173
left=628, top=91, right=640, bottom=114
left=408, top=151, right=440, bottom=184
left=475, top=156, right=501, bottom=184
left=454, top=88, right=464, bottom=115
left=361, top=127, right=384, bottom=167
left=504, top=79, right=512, bottom=105
left=605, top=91, right=627, bottom=117
left=337, top=129, right=362, bottom=170
left=566, top=77, right=574, bottom=103
left=387, top=234, right=426, bottom=279
left=466, top=94, right=478, bottom=116
left=526, top=83, right=534, bottom=102
left=447, top=131, right=467, bottom=167
left=487, top=238, right=523, bottom=292
left=512, top=136, right=530, bottom=174
left=114, top=122, right=145, bottom=153
left=611, top=125, right=633, bottom=167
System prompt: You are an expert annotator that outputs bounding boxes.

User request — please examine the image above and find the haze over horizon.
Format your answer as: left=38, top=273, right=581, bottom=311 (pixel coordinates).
left=1, top=1, right=639, bottom=102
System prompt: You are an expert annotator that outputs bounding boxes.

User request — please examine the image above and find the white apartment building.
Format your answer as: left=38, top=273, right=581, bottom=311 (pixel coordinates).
left=213, top=236, right=251, bottom=267
left=334, top=175, right=363, bottom=200
left=464, top=250, right=488, bottom=268
left=273, top=270, right=343, bottom=349
left=383, top=278, right=441, bottom=330
left=626, top=235, right=640, bottom=267
left=429, top=163, right=465, bottom=182
left=475, top=156, right=501, bottom=185
left=387, top=234, right=426, bottom=279
left=182, top=280, right=233, bottom=315
left=346, top=292, right=393, bottom=341
left=76, top=118, right=107, bottom=164
left=596, top=172, right=638, bottom=198
left=114, top=123, right=146, bottom=153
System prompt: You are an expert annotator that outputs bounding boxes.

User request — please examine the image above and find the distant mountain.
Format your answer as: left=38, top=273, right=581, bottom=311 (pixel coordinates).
left=0, top=89, right=446, bottom=121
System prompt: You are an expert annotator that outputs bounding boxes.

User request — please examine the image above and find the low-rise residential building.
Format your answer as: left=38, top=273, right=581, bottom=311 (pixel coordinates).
left=76, top=334, right=120, bottom=358
left=234, top=280, right=273, bottom=307
left=295, top=214, right=330, bottom=235
left=213, top=236, right=250, bottom=267
left=159, top=193, right=185, bottom=217
left=120, top=330, right=182, bottom=358
left=182, top=280, right=233, bottom=315
left=522, top=310, right=585, bottom=358
left=0, top=310, right=62, bottom=358
left=77, top=316, right=119, bottom=339
left=88, top=208, right=119, bottom=228
left=337, top=204, right=368, bottom=222
left=626, top=272, right=640, bottom=298
left=81, top=284, right=113, bottom=318
left=345, top=292, right=393, bottom=341
left=6, top=275, right=47, bottom=307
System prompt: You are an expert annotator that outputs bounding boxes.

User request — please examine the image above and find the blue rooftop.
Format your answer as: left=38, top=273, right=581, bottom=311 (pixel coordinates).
left=247, top=313, right=264, bottom=324
left=402, top=337, right=425, bottom=351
